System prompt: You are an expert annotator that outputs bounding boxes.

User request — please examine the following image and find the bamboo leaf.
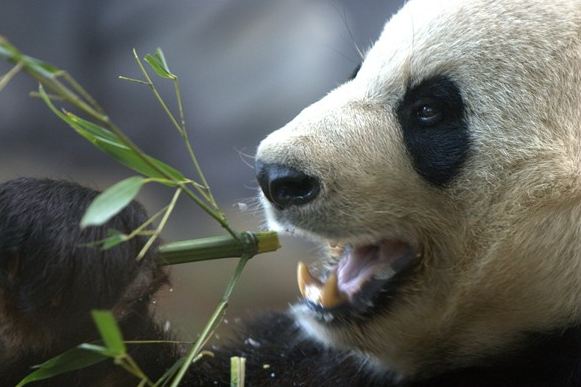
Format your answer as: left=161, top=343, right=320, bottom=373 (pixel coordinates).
left=39, top=84, right=120, bottom=148
left=154, top=49, right=171, bottom=74
left=144, top=49, right=176, bottom=80
left=24, top=56, right=61, bottom=78
left=81, top=176, right=146, bottom=228
left=0, top=37, right=20, bottom=62
left=65, top=113, right=121, bottom=145
left=63, top=113, right=184, bottom=181
left=0, top=41, right=60, bottom=77
left=143, top=154, right=184, bottom=181
left=38, top=85, right=185, bottom=182
left=101, top=229, right=129, bottom=250
left=78, top=343, right=116, bottom=357
left=90, top=136, right=184, bottom=181
left=16, top=347, right=108, bottom=386
left=81, top=229, right=128, bottom=250
left=91, top=310, right=127, bottom=357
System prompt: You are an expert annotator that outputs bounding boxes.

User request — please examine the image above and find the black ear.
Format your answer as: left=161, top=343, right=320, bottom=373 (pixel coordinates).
left=0, top=178, right=167, bottom=346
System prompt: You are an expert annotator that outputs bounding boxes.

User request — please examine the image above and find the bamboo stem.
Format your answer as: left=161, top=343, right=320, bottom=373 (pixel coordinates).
left=0, top=61, right=22, bottom=92
left=157, top=231, right=279, bottom=266
left=137, top=188, right=182, bottom=260
left=133, top=50, right=219, bottom=210
left=168, top=250, right=252, bottom=387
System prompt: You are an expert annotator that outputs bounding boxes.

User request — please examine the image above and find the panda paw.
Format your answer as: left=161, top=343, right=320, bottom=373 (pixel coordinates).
left=0, top=177, right=166, bottom=355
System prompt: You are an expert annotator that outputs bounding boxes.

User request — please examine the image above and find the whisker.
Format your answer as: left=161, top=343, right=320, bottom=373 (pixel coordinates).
left=235, top=147, right=257, bottom=169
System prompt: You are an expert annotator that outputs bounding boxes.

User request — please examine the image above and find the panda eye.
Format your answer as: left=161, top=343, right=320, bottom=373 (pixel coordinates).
left=415, top=103, right=443, bottom=126
left=396, top=75, right=468, bottom=186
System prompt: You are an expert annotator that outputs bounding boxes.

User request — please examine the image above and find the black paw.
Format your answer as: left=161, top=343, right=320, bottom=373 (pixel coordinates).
left=0, top=178, right=166, bottom=350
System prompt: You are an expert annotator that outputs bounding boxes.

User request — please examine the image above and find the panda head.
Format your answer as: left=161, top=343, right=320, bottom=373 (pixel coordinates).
left=255, top=0, right=581, bottom=379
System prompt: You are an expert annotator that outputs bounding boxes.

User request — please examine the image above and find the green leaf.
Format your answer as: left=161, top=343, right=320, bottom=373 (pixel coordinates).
left=0, top=37, right=21, bottom=62
left=39, top=85, right=185, bottom=182
left=16, top=346, right=108, bottom=386
left=91, top=310, right=127, bottom=356
left=79, top=229, right=128, bottom=250
left=0, top=38, right=60, bottom=77
left=38, top=85, right=119, bottom=148
left=144, top=49, right=176, bottom=80
left=101, top=229, right=128, bottom=250
left=81, top=176, right=146, bottom=228
left=78, top=343, right=116, bottom=357
left=143, top=154, right=185, bottom=181
left=155, top=49, right=171, bottom=73
left=65, top=113, right=122, bottom=146
left=100, top=142, right=184, bottom=181
left=23, top=55, right=61, bottom=78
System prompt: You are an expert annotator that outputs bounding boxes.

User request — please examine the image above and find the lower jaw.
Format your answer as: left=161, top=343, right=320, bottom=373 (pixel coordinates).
left=291, top=303, right=405, bottom=380
left=292, top=301, right=435, bottom=386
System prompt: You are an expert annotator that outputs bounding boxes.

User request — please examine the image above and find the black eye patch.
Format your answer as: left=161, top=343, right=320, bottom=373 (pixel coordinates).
left=396, top=75, right=469, bottom=187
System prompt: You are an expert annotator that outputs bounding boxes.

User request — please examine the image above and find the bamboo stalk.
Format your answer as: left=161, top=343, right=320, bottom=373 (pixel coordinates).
left=157, top=231, right=280, bottom=266
left=230, top=356, right=246, bottom=387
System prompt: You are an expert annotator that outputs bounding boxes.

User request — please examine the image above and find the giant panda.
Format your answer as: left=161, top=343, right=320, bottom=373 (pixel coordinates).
left=1, top=0, right=580, bottom=385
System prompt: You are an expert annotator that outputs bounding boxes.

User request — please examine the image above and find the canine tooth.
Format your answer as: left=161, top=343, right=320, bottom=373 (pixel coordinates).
left=297, top=263, right=348, bottom=308
left=297, top=261, right=322, bottom=298
left=319, top=272, right=348, bottom=308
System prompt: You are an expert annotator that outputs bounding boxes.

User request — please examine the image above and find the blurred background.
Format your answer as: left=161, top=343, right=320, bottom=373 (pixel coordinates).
left=0, top=0, right=404, bottom=340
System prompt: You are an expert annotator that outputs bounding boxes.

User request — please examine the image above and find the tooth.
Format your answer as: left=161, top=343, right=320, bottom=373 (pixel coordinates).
left=329, top=241, right=345, bottom=258
left=297, top=263, right=348, bottom=308
left=319, top=272, right=348, bottom=308
left=297, top=261, right=322, bottom=298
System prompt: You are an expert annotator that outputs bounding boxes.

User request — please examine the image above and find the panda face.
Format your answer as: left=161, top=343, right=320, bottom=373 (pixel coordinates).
left=256, top=0, right=580, bottom=378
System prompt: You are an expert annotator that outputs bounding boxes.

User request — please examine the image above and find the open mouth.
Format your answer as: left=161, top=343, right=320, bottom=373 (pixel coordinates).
left=297, top=239, right=419, bottom=312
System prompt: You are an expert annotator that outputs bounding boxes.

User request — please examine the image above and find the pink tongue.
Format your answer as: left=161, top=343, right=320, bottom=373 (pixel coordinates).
left=336, top=241, right=411, bottom=297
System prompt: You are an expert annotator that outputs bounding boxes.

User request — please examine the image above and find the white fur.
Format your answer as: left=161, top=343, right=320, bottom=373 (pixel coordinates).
left=257, top=0, right=581, bottom=379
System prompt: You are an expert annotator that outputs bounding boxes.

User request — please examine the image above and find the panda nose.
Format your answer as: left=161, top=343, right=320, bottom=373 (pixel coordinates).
left=256, top=162, right=320, bottom=210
